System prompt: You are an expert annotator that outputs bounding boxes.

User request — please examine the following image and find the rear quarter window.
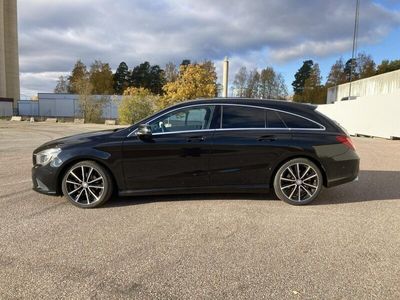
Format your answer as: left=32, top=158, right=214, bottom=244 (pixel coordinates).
left=266, top=111, right=286, bottom=128
left=277, top=112, right=323, bottom=129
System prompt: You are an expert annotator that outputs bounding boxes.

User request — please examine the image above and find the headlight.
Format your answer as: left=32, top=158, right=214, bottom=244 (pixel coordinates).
left=35, top=148, right=62, bottom=166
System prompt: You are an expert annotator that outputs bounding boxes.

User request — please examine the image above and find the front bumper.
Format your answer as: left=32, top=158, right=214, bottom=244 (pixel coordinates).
left=32, top=164, right=60, bottom=195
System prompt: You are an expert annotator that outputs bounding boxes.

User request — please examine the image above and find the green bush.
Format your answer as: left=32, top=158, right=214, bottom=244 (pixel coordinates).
left=118, top=87, right=159, bottom=125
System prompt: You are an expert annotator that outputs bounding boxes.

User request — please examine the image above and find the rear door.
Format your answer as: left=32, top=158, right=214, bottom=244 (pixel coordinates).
left=209, top=105, right=292, bottom=186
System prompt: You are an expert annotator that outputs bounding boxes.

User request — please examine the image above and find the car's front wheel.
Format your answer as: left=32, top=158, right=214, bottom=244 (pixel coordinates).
left=61, top=160, right=113, bottom=208
left=273, top=158, right=323, bottom=205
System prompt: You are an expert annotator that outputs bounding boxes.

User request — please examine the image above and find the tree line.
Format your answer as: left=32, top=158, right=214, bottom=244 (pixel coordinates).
left=54, top=59, right=218, bottom=124
left=231, top=66, right=288, bottom=100
left=291, top=54, right=400, bottom=104
left=55, top=60, right=166, bottom=95
left=54, top=54, right=400, bottom=123
left=229, top=53, right=400, bottom=104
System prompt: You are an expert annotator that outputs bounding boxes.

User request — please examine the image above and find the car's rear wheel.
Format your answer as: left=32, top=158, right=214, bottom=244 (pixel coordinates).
left=273, top=158, right=323, bottom=205
left=61, top=161, right=113, bottom=208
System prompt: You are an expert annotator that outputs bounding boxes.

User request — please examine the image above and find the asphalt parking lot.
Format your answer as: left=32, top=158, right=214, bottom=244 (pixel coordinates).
left=0, top=120, right=399, bottom=299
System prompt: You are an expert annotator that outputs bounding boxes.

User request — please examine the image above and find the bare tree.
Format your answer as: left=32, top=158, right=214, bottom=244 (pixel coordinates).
left=258, top=67, right=288, bottom=100
left=165, top=62, right=178, bottom=83
left=259, top=67, right=276, bottom=99
left=232, top=66, right=248, bottom=97
left=54, top=76, right=69, bottom=93
left=76, top=79, right=106, bottom=123
left=275, top=73, right=288, bottom=100
left=246, top=69, right=260, bottom=98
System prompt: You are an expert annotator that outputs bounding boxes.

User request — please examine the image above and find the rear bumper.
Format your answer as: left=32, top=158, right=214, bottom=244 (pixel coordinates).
left=324, top=151, right=360, bottom=188
left=326, top=171, right=358, bottom=188
left=32, top=165, right=60, bottom=195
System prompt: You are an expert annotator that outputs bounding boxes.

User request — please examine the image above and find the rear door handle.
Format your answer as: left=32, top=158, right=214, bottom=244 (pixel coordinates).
left=187, top=136, right=205, bottom=142
left=258, top=135, right=276, bottom=142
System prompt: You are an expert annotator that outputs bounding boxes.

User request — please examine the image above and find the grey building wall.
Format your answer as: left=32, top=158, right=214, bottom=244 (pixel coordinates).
left=0, top=0, right=20, bottom=109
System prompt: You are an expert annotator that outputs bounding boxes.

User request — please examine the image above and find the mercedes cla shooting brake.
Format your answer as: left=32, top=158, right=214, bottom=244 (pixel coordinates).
left=32, top=99, right=359, bottom=208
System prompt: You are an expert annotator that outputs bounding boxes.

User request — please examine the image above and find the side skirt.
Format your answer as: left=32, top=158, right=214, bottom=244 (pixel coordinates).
left=118, top=184, right=270, bottom=197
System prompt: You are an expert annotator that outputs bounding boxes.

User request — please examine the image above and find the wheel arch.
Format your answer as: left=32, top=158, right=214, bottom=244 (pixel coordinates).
left=57, top=157, right=119, bottom=195
left=269, top=155, right=328, bottom=188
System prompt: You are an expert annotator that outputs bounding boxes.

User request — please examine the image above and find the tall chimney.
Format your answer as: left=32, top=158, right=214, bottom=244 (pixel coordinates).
left=0, top=0, right=20, bottom=109
left=222, top=57, right=229, bottom=97
left=0, top=0, right=6, bottom=97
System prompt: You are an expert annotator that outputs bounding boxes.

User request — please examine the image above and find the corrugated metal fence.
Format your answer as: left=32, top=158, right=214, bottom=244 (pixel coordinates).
left=0, top=98, right=14, bottom=117
left=18, top=93, right=122, bottom=119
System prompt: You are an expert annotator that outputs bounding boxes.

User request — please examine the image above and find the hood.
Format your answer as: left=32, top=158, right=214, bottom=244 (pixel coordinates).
left=34, top=129, right=118, bottom=153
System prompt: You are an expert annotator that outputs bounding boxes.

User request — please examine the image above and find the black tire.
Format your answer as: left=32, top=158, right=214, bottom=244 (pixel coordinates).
left=61, top=160, right=113, bottom=208
left=273, top=158, right=323, bottom=205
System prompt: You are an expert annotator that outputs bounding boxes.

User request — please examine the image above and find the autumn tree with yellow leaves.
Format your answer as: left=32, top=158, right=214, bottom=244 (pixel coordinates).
left=160, top=61, right=217, bottom=108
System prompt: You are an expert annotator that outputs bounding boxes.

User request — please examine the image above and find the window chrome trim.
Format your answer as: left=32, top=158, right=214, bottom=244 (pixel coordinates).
left=127, top=103, right=326, bottom=137
left=150, top=127, right=293, bottom=136
left=152, top=129, right=216, bottom=136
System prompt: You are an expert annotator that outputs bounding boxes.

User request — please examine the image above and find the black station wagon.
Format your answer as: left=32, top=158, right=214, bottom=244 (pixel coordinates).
left=32, top=98, right=359, bottom=208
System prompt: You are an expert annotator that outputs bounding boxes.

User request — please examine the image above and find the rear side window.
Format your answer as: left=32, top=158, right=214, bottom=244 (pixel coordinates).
left=222, top=106, right=265, bottom=128
left=277, top=112, right=322, bottom=129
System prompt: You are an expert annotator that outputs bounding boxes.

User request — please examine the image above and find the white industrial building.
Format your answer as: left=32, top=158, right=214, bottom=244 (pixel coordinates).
left=318, top=69, right=400, bottom=139
left=326, top=69, right=400, bottom=104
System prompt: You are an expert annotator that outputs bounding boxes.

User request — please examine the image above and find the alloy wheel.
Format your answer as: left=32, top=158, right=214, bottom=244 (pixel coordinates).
left=279, top=162, right=320, bottom=203
left=65, top=165, right=105, bottom=205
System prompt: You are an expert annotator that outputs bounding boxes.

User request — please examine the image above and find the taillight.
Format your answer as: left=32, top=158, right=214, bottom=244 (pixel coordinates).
left=336, top=135, right=355, bottom=150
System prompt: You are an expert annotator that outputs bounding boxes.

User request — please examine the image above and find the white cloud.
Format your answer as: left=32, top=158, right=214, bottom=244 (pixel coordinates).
left=20, top=72, right=68, bottom=98
left=17, top=0, right=400, bottom=96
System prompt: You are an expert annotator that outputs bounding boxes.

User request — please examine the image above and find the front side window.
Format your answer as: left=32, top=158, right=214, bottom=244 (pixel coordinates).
left=148, top=105, right=215, bottom=133
left=222, top=106, right=266, bottom=129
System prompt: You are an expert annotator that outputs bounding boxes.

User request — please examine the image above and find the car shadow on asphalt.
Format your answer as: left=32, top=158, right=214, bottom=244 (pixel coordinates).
left=103, top=192, right=277, bottom=208
left=102, top=170, right=400, bottom=208
left=315, top=170, right=400, bottom=205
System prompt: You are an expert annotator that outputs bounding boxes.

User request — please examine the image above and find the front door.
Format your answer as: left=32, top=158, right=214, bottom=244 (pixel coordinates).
left=122, top=105, right=217, bottom=190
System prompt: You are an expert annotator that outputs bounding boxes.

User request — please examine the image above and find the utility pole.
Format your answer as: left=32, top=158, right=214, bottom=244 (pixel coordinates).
left=348, top=0, right=360, bottom=100
left=222, top=57, right=229, bottom=97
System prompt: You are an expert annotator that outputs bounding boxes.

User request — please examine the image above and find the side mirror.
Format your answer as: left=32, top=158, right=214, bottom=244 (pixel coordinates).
left=136, top=124, right=152, bottom=139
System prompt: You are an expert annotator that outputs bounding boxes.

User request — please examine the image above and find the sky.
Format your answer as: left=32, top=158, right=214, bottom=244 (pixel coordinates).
left=18, top=0, right=400, bottom=98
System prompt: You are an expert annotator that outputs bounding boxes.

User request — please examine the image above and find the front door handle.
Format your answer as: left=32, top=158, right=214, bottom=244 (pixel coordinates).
left=258, top=135, right=276, bottom=142
left=187, top=136, right=205, bottom=142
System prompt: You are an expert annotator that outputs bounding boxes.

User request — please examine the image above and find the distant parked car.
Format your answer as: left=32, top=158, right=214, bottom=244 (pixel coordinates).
left=32, top=98, right=359, bottom=208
